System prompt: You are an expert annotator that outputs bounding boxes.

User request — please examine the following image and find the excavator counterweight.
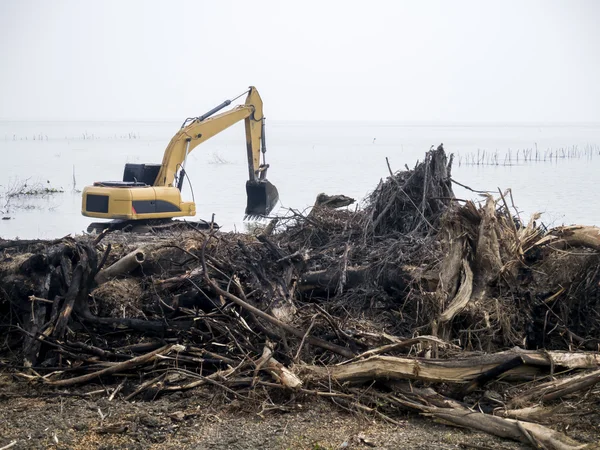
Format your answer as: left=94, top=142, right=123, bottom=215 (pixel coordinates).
left=81, top=86, right=279, bottom=230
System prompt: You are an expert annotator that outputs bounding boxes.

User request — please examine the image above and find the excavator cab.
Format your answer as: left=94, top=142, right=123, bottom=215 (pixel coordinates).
left=245, top=179, right=279, bottom=218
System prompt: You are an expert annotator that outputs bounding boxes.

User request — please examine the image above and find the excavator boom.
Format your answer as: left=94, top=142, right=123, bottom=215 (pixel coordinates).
left=81, top=86, right=279, bottom=227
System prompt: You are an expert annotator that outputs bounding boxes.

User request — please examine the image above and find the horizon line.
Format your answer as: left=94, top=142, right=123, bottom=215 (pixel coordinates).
left=1, top=118, right=600, bottom=127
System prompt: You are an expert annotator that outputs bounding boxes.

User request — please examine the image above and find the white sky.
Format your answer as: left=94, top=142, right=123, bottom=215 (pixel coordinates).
left=0, top=0, right=599, bottom=122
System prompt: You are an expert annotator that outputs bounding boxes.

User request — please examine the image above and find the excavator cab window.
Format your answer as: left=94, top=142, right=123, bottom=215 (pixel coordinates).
left=123, top=163, right=162, bottom=186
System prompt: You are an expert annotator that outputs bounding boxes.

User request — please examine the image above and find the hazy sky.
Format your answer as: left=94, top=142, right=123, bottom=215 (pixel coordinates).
left=1, top=0, right=598, bottom=122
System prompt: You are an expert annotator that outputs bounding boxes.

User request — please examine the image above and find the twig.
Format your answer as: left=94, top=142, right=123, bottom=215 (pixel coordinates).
left=172, top=368, right=251, bottom=400
left=294, top=314, right=319, bottom=364
left=45, top=345, right=170, bottom=387
left=341, top=336, right=459, bottom=365
left=108, top=379, right=126, bottom=401
left=507, top=188, right=523, bottom=224
left=124, top=372, right=167, bottom=401
left=337, top=243, right=350, bottom=294
left=28, top=296, right=54, bottom=304
left=450, top=178, right=491, bottom=194
left=161, top=366, right=239, bottom=392
left=94, top=243, right=112, bottom=277
left=92, top=229, right=110, bottom=246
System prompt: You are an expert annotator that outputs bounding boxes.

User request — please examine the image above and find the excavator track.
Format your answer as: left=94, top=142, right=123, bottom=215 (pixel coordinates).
left=87, top=218, right=218, bottom=234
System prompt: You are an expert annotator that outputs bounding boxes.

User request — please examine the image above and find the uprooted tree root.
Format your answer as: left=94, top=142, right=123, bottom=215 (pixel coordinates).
left=1, top=144, right=600, bottom=448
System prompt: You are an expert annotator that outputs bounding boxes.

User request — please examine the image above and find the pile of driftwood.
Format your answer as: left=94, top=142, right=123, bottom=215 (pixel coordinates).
left=1, top=145, right=600, bottom=448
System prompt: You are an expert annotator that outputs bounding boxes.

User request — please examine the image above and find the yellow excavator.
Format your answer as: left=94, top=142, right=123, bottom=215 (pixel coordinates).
left=81, top=86, right=279, bottom=232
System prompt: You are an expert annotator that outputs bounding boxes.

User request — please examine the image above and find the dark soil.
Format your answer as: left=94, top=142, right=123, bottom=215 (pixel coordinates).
left=0, top=375, right=524, bottom=450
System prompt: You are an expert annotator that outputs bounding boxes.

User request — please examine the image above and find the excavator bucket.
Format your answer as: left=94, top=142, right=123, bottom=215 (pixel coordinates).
left=245, top=179, right=279, bottom=218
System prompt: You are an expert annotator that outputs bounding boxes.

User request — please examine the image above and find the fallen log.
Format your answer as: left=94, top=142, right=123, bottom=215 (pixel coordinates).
left=95, top=247, right=145, bottom=284
left=495, top=404, right=571, bottom=424
left=421, top=407, right=590, bottom=450
left=298, top=267, right=367, bottom=294
left=299, top=350, right=600, bottom=384
left=380, top=387, right=594, bottom=448
left=537, top=225, right=600, bottom=251
left=298, top=265, right=410, bottom=295
left=508, top=368, right=600, bottom=408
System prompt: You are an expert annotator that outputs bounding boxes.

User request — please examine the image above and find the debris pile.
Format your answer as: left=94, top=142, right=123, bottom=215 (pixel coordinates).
left=1, top=145, right=600, bottom=448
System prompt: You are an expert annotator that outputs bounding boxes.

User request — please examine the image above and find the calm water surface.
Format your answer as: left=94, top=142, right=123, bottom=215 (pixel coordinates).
left=1, top=121, right=599, bottom=239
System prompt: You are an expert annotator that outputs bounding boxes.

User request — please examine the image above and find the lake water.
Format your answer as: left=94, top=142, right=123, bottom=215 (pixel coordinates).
left=1, top=120, right=600, bottom=239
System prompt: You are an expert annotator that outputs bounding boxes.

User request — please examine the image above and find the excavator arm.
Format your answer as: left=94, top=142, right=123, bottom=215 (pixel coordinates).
left=153, top=86, right=278, bottom=217
left=154, top=86, right=267, bottom=188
